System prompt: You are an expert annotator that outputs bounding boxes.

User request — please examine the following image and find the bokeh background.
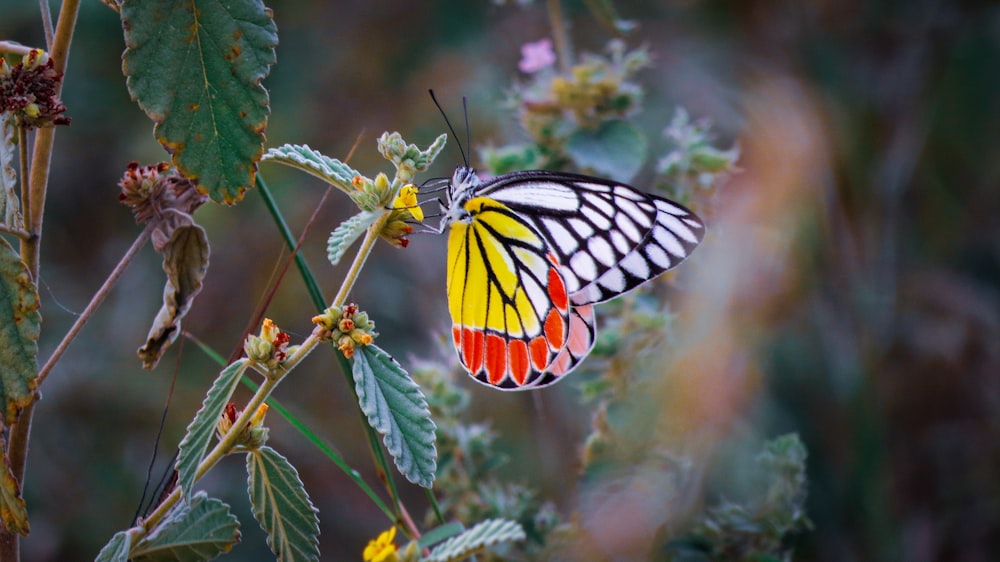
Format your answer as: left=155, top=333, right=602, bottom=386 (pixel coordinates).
left=2, top=0, right=999, bottom=560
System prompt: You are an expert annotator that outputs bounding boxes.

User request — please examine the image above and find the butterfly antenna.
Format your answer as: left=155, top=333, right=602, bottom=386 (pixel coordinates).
left=429, top=89, right=468, bottom=168
left=462, top=96, right=472, bottom=166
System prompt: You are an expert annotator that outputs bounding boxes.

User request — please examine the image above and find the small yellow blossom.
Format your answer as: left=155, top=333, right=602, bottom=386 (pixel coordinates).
left=363, top=526, right=398, bottom=562
left=393, top=185, right=423, bottom=222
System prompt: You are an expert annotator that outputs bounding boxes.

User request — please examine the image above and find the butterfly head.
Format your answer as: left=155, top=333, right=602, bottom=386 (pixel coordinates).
left=439, top=166, right=481, bottom=229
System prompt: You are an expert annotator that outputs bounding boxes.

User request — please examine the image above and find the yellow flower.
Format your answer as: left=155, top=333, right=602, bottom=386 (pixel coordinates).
left=363, top=526, right=398, bottom=562
left=393, top=185, right=423, bottom=222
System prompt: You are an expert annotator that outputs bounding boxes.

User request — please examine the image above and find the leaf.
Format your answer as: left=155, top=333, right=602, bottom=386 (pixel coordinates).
left=0, top=435, right=28, bottom=536
left=121, top=0, right=278, bottom=203
left=422, top=519, right=526, bottom=562
left=0, top=236, right=39, bottom=424
left=417, top=522, right=465, bottom=550
left=177, top=359, right=250, bottom=499
left=582, top=0, right=637, bottom=35
left=138, top=223, right=210, bottom=370
left=261, top=144, right=361, bottom=193
left=246, top=446, right=320, bottom=562
left=352, top=345, right=437, bottom=488
left=0, top=114, right=22, bottom=229
left=95, top=530, right=133, bottom=562
left=566, top=119, right=648, bottom=183
left=327, top=212, right=378, bottom=267
left=132, top=492, right=241, bottom=561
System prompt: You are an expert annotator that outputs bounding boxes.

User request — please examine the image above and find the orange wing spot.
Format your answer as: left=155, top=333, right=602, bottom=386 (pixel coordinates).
left=547, top=266, right=569, bottom=311
left=462, top=328, right=485, bottom=374
left=544, top=308, right=566, bottom=350
left=529, top=336, right=550, bottom=370
left=485, top=334, right=508, bottom=385
left=508, top=340, right=530, bottom=386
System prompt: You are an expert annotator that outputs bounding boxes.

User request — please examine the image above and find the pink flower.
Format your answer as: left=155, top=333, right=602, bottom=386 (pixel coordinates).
left=518, top=38, right=556, bottom=74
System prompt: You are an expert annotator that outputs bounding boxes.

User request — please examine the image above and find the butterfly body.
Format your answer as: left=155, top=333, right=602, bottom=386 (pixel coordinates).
left=441, top=166, right=705, bottom=390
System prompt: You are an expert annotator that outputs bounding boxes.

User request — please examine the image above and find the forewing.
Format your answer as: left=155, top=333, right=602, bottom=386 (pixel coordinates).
left=447, top=196, right=572, bottom=390
left=480, top=171, right=706, bottom=304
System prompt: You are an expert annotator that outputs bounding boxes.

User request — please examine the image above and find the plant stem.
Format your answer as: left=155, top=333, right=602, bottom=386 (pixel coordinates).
left=547, top=0, right=573, bottom=74
left=0, top=41, right=35, bottom=56
left=35, top=225, right=153, bottom=387
left=0, top=2, right=80, bottom=560
left=332, top=215, right=388, bottom=308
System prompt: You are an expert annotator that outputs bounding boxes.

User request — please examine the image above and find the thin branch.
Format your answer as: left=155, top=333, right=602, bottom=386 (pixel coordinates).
left=0, top=41, right=35, bottom=57
left=546, top=0, right=573, bottom=74
left=36, top=225, right=153, bottom=387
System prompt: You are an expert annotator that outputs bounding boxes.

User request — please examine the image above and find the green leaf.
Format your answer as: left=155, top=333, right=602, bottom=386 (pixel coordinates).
left=327, top=212, right=378, bottom=267
left=95, top=530, right=132, bottom=562
left=0, top=236, right=39, bottom=425
left=247, top=446, right=320, bottom=561
left=566, top=119, right=648, bottom=183
left=417, top=522, right=465, bottom=550
left=177, top=359, right=250, bottom=499
left=138, top=223, right=210, bottom=370
left=422, top=519, right=526, bottom=562
left=121, top=0, right=278, bottom=203
left=132, top=492, right=241, bottom=561
left=0, top=114, right=22, bottom=229
left=352, top=345, right=437, bottom=488
left=0, top=435, right=28, bottom=536
left=261, top=144, right=361, bottom=193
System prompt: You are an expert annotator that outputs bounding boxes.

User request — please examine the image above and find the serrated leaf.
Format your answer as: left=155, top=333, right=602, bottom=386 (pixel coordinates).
left=95, top=530, right=132, bottom=562
left=95, top=531, right=131, bottom=562
left=177, top=359, right=250, bottom=499
left=423, top=519, right=526, bottom=562
left=132, top=492, right=241, bottom=561
left=261, top=144, right=361, bottom=193
left=138, top=223, right=210, bottom=370
left=0, top=435, right=28, bottom=536
left=247, top=446, right=320, bottom=562
left=0, top=114, right=22, bottom=229
left=0, top=236, right=39, bottom=425
left=352, top=345, right=437, bottom=488
left=327, top=212, right=377, bottom=266
left=121, top=0, right=278, bottom=203
left=566, top=119, right=647, bottom=183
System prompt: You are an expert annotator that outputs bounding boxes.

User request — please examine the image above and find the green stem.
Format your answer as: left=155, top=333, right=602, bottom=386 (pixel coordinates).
left=332, top=215, right=388, bottom=308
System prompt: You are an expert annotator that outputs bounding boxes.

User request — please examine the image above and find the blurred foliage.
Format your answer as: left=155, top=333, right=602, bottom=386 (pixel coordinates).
left=1, top=0, right=998, bottom=560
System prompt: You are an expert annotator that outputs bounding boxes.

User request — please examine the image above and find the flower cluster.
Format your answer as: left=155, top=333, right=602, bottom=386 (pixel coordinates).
left=118, top=161, right=207, bottom=225
left=481, top=39, right=650, bottom=175
left=217, top=402, right=270, bottom=450
left=244, top=318, right=294, bottom=371
left=0, top=49, right=71, bottom=129
left=312, top=304, right=376, bottom=359
left=380, top=184, right=423, bottom=248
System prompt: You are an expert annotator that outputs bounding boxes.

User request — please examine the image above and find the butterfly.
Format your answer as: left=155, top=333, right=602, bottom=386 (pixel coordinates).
left=438, top=165, right=706, bottom=390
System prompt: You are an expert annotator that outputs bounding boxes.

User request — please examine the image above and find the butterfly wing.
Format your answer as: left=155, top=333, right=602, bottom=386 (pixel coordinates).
left=447, top=196, right=578, bottom=389
left=478, top=171, right=706, bottom=304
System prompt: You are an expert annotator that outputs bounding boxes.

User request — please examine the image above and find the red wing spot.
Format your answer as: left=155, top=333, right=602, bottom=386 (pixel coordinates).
left=544, top=309, right=566, bottom=351
left=568, top=305, right=594, bottom=354
left=547, top=266, right=569, bottom=311
left=462, top=328, right=485, bottom=374
left=529, top=336, right=550, bottom=370
left=508, top=340, right=530, bottom=386
left=485, top=334, right=508, bottom=386
left=452, top=326, right=462, bottom=349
